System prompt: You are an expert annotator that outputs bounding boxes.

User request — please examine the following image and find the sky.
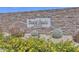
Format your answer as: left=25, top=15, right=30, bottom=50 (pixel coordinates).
left=0, top=7, right=65, bottom=13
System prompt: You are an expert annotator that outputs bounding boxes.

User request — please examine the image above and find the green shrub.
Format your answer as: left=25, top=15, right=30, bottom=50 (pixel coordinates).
left=52, top=28, right=63, bottom=38
left=31, top=30, right=40, bottom=38
left=0, top=33, right=3, bottom=40
left=73, top=31, right=79, bottom=43
left=0, top=34, right=78, bottom=52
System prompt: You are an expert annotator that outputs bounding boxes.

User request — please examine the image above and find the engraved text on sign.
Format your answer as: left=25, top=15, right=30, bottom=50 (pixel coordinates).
left=27, top=18, right=51, bottom=28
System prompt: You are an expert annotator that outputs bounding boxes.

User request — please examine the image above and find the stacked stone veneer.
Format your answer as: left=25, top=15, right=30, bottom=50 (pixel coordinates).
left=0, top=7, right=78, bottom=35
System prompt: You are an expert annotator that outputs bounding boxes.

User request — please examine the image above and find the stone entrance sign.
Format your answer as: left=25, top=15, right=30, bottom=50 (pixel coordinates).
left=0, top=8, right=79, bottom=35
left=27, top=18, right=51, bottom=28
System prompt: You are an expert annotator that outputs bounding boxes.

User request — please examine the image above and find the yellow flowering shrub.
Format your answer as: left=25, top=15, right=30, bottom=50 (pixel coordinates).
left=0, top=34, right=78, bottom=52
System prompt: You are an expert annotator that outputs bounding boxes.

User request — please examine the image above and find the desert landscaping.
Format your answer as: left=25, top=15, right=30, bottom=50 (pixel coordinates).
left=0, top=7, right=79, bottom=52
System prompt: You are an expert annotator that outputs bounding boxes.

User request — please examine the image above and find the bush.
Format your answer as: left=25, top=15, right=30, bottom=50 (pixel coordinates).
left=31, top=30, right=40, bottom=38
left=52, top=28, right=63, bottom=38
left=9, top=21, right=27, bottom=37
left=73, top=30, right=79, bottom=43
left=0, top=34, right=78, bottom=52
left=0, top=33, right=4, bottom=40
left=0, top=36, right=78, bottom=52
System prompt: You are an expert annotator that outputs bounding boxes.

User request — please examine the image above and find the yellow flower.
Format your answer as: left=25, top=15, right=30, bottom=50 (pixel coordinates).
left=76, top=48, right=79, bottom=52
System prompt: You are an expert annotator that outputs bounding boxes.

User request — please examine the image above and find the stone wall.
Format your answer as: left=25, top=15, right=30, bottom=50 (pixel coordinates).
left=0, top=7, right=78, bottom=35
